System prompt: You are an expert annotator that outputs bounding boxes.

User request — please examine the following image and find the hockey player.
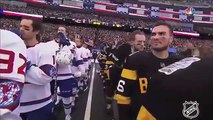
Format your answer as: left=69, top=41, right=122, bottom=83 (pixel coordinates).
left=133, top=45, right=213, bottom=120
left=114, top=22, right=182, bottom=120
left=74, top=35, right=88, bottom=91
left=52, top=27, right=77, bottom=104
left=82, top=42, right=92, bottom=72
left=0, top=29, right=27, bottom=120
left=47, top=26, right=79, bottom=120
left=104, top=30, right=146, bottom=117
left=19, top=18, right=57, bottom=120
left=106, top=30, right=146, bottom=97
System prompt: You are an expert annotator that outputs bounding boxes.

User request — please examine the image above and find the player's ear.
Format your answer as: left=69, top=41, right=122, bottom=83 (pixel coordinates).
left=34, top=29, right=40, bottom=35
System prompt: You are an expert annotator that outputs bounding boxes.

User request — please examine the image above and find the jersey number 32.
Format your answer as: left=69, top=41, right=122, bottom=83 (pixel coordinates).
left=0, top=49, right=26, bottom=75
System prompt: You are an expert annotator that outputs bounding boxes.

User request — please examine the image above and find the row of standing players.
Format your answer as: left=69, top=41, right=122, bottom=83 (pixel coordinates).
left=97, top=21, right=213, bottom=120
left=0, top=17, right=92, bottom=120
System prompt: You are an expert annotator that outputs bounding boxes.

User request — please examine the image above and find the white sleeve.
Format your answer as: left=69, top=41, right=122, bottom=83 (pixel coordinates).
left=78, top=64, right=86, bottom=76
left=74, top=48, right=86, bottom=75
left=87, top=49, right=92, bottom=65
left=89, top=50, right=92, bottom=58
left=25, top=44, right=56, bottom=85
left=25, top=65, right=56, bottom=85
left=82, top=48, right=88, bottom=59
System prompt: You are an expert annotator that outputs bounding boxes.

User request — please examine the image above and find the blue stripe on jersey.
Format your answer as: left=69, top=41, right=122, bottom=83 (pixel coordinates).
left=24, top=82, right=31, bottom=84
left=20, top=95, right=51, bottom=106
left=39, top=64, right=57, bottom=78
left=83, top=58, right=88, bottom=62
left=72, top=58, right=77, bottom=66
left=76, top=60, right=84, bottom=66
left=63, top=103, right=72, bottom=109
left=58, top=73, right=74, bottom=76
left=72, top=58, right=84, bottom=67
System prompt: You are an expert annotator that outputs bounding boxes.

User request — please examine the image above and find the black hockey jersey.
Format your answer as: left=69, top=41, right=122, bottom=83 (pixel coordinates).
left=136, top=56, right=213, bottom=120
left=114, top=51, right=181, bottom=120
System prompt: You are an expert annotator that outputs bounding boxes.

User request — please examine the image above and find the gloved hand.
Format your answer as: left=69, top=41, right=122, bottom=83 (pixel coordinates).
left=74, top=71, right=82, bottom=78
left=58, top=32, right=70, bottom=46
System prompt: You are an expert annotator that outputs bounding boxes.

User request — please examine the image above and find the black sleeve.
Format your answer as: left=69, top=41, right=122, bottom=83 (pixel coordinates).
left=118, top=104, right=133, bottom=120
left=112, top=44, right=131, bottom=66
left=109, top=65, right=122, bottom=93
left=114, top=53, right=139, bottom=120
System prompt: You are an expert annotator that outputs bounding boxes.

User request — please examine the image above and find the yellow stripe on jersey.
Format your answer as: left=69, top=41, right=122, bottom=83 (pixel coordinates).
left=137, top=106, right=156, bottom=120
left=106, top=60, right=114, bottom=65
left=121, top=68, right=137, bottom=80
left=114, top=94, right=131, bottom=105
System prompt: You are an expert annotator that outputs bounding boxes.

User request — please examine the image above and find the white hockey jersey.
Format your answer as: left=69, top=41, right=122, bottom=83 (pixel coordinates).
left=0, top=29, right=27, bottom=120
left=71, top=47, right=86, bottom=76
left=69, top=41, right=77, bottom=50
left=85, top=48, right=92, bottom=67
left=81, top=47, right=91, bottom=70
left=46, top=40, right=75, bottom=80
left=20, top=42, right=56, bottom=113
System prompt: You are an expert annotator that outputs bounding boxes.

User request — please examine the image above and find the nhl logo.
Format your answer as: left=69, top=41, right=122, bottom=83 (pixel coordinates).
left=182, top=101, right=199, bottom=119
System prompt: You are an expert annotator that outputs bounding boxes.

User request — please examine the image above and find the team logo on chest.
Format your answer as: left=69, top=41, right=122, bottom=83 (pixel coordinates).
left=182, top=101, right=199, bottom=119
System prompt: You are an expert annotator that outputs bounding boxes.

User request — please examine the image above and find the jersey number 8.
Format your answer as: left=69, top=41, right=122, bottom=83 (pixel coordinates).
left=139, top=77, right=148, bottom=94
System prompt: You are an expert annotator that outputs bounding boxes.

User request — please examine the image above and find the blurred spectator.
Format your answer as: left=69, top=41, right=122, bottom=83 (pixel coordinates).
left=1, top=18, right=212, bottom=55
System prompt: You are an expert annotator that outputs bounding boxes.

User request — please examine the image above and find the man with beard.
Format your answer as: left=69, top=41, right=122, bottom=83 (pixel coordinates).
left=104, top=30, right=146, bottom=114
left=136, top=45, right=213, bottom=120
left=106, top=30, right=146, bottom=92
left=114, top=22, right=181, bottom=120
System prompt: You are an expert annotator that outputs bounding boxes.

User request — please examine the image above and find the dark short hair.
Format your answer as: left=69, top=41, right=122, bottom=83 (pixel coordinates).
left=129, top=30, right=145, bottom=41
left=58, top=26, right=70, bottom=35
left=153, top=21, right=173, bottom=35
left=21, top=17, right=43, bottom=32
left=21, top=17, right=43, bottom=41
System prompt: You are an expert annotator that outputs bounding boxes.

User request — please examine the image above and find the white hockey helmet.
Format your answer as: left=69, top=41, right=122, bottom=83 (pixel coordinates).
left=56, top=50, right=73, bottom=65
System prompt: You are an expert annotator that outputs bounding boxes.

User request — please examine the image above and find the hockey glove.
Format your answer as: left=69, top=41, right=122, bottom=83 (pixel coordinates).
left=58, top=32, right=70, bottom=46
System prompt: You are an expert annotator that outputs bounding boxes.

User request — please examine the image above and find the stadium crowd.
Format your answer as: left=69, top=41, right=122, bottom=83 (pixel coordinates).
left=1, top=18, right=212, bottom=53
left=0, top=2, right=193, bottom=31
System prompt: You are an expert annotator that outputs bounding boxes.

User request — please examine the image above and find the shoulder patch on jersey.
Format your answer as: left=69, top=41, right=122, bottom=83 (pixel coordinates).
left=0, top=80, right=23, bottom=110
left=159, top=57, right=200, bottom=75
left=39, top=65, right=57, bottom=78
